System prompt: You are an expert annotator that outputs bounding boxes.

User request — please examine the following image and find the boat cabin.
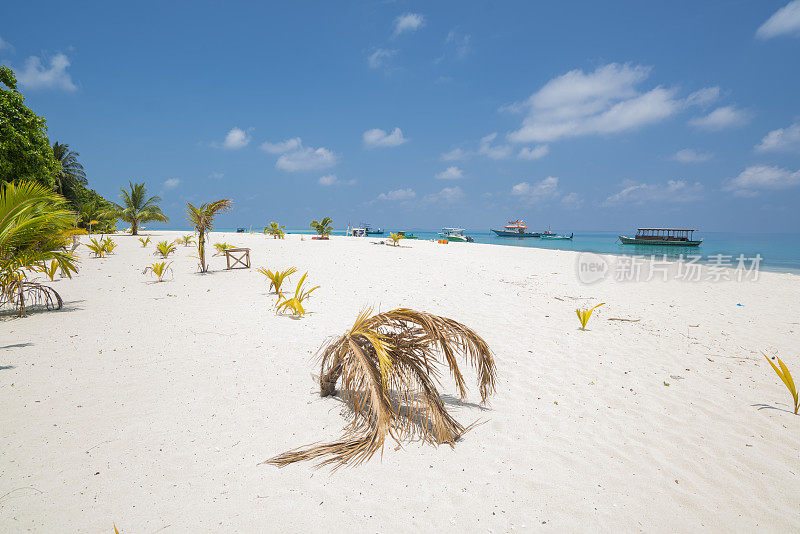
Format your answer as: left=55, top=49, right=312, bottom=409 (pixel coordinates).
left=503, top=220, right=530, bottom=234
left=634, top=228, right=698, bottom=242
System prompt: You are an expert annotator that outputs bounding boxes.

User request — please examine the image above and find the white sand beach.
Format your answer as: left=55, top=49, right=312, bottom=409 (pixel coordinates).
left=2, top=231, right=799, bottom=532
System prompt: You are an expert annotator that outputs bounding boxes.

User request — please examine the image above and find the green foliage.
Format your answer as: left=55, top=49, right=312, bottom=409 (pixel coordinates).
left=76, top=199, right=116, bottom=234
left=39, top=260, right=60, bottom=281
left=277, top=272, right=319, bottom=317
left=86, top=237, right=107, bottom=258
left=264, top=221, right=286, bottom=239
left=310, top=217, right=333, bottom=237
left=108, top=181, right=169, bottom=235
left=154, top=240, right=176, bottom=258
left=51, top=142, right=87, bottom=201
left=0, top=66, right=60, bottom=187
left=186, top=199, right=233, bottom=273
left=257, top=266, right=297, bottom=298
left=576, top=303, right=605, bottom=331
left=138, top=236, right=151, bottom=247
left=389, top=233, right=404, bottom=246
left=178, top=234, right=195, bottom=246
left=143, top=261, right=172, bottom=282
left=102, top=237, right=117, bottom=255
left=213, top=242, right=233, bottom=255
left=764, top=353, right=799, bottom=415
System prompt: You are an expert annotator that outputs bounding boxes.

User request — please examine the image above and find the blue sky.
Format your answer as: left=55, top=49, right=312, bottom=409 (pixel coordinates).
left=2, top=1, right=800, bottom=233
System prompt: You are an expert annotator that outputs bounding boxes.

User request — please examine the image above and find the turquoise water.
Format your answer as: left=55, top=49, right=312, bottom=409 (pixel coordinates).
left=175, top=227, right=800, bottom=274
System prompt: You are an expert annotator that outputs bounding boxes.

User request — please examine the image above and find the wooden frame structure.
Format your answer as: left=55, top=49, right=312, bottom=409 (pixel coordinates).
left=223, top=247, right=251, bottom=269
left=634, top=228, right=698, bottom=241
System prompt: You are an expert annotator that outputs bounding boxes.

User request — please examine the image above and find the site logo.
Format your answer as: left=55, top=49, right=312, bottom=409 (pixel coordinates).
left=576, top=252, right=609, bottom=284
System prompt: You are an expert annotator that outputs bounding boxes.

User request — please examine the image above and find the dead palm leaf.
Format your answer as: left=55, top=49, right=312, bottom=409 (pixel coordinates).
left=264, top=307, right=496, bottom=468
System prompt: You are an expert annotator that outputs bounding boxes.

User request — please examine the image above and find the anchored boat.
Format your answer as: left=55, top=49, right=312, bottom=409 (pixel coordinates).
left=363, top=223, right=383, bottom=235
left=541, top=233, right=574, bottom=240
left=439, top=228, right=474, bottom=242
left=619, top=228, right=702, bottom=246
left=397, top=231, right=418, bottom=239
left=491, top=220, right=556, bottom=238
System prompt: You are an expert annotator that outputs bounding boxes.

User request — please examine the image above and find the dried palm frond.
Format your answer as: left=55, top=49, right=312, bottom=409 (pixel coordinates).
left=265, top=307, right=496, bottom=468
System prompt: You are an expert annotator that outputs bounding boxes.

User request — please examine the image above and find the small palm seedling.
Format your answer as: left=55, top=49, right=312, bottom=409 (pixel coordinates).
left=264, top=221, right=286, bottom=239
left=257, top=266, right=297, bottom=298
left=265, top=308, right=497, bottom=468
left=179, top=234, right=195, bottom=247
left=102, top=237, right=117, bottom=255
left=213, top=242, right=233, bottom=256
left=764, top=353, right=798, bottom=415
left=389, top=233, right=404, bottom=246
left=39, top=260, right=60, bottom=281
left=143, top=261, right=173, bottom=283
left=154, top=240, right=176, bottom=258
left=86, top=237, right=107, bottom=258
left=310, top=216, right=333, bottom=238
left=576, top=302, right=605, bottom=331
left=276, top=272, right=319, bottom=317
left=138, top=236, right=151, bottom=247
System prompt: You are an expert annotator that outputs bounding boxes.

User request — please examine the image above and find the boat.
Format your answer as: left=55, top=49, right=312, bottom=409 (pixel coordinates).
left=541, top=233, right=574, bottom=240
left=236, top=227, right=246, bottom=233
left=491, top=220, right=556, bottom=238
left=362, top=223, right=383, bottom=235
left=439, top=227, right=474, bottom=242
left=346, top=224, right=366, bottom=237
left=397, top=231, right=418, bottom=240
left=619, top=228, right=702, bottom=246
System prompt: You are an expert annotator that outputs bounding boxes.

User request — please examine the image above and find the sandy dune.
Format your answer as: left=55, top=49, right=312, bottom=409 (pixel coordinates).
left=2, top=231, right=799, bottom=532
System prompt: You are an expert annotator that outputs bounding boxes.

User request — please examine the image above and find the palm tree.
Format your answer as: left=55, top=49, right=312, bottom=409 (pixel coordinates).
left=186, top=199, right=232, bottom=272
left=264, top=221, right=286, bottom=239
left=265, top=308, right=496, bottom=468
left=108, top=181, right=169, bottom=235
left=310, top=216, right=333, bottom=238
left=51, top=142, right=87, bottom=201
left=0, top=180, right=79, bottom=316
left=77, top=200, right=113, bottom=235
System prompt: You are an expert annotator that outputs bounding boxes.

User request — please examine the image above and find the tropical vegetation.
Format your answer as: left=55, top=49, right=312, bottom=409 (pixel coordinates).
left=764, top=353, right=798, bottom=415
left=257, top=266, right=297, bottom=299
left=310, top=217, right=333, bottom=238
left=265, top=308, right=496, bottom=468
left=108, top=181, right=169, bottom=235
left=51, top=142, right=87, bottom=200
left=276, top=272, right=319, bottom=317
left=389, top=233, right=404, bottom=246
left=264, top=222, right=286, bottom=239
left=186, top=199, right=232, bottom=272
left=138, top=236, right=151, bottom=247
left=86, top=237, right=108, bottom=258
left=177, top=234, right=195, bottom=247
left=143, top=261, right=172, bottom=283
left=576, top=303, right=604, bottom=331
left=154, top=240, right=176, bottom=258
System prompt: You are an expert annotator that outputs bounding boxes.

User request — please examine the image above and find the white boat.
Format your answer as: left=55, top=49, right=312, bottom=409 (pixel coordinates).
left=438, top=228, right=473, bottom=242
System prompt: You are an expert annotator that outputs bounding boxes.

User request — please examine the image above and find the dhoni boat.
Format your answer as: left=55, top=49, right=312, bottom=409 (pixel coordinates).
left=491, top=220, right=556, bottom=238
left=439, top=228, right=474, bottom=242
left=397, top=231, right=418, bottom=239
left=619, top=228, right=702, bottom=246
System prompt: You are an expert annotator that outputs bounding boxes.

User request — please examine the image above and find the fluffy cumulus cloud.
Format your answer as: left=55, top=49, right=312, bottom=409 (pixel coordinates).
left=477, top=133, right=512, bottom=159
left=276, top=146, right=337, bottom=171
left=440, top=147, right=469, bottom=161
left=393, top=13, right=424, bottom=37
left=213, top=127, right=251, bottom=149
left=689, top=106, right=749, bottom=131
left=377, top=188, right=416, bottom=201
left=363, top=127, right=408, bottom=148
left=368, top=48, right=396, bottom=69
left=16, top=53, right=77, bottom=91
left=672, top=148, right=713, bottom=163
left=756, top=1, right=800, bottom=39
left=318, top=174, right=356, bottom=186
left=423, top=186, right=464, bottom=204
left=724, top=165, right=800, bottom=196
left=518, top=144, right=550, bottom=160
left=755, top=122, right=800, bottom=152
left=511, top=176, right=560, bottom=203
left=260, top=137, right=301, bottom=154
left=163, top=178, right=180, bottom=190
left=506, top=63, right=684, bottom=144
left=435, top=166, right=463, bottom=180
left=684, top=86, right=720, bottom=108
left=603, top=179, right=703, bottom=206
left=560, top=192, right=583, bottom=209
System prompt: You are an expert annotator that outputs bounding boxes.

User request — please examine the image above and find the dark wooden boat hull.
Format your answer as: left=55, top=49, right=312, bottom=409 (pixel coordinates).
left=491, top=229, right=546, bottom=237
left=619, top=236, right=702, bottom=246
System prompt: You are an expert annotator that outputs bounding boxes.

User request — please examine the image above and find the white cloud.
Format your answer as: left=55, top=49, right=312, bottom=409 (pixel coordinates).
left=445, top=30, right=471, bottom=60
left=511, top=177, right=560, bottom=203
left=603, top=179, right=703, bottom=206
left=440, top=147, right=469, bottom=161
left=724, top=165, right=800, bottom=195
left=368, top=48, right=396, bottom=69
left=689, top=106, right=749, bottom=131
left=423, top=186, right=464, bottom=204
left=163, top=178, right=180, bottom=190
left=0, top=36, right=12, bottom=51
left=16, top=53, right=77, bottom=92
left=478, top=133, right=512, bottom=159
left=755, top=122, right=800, bottom=152
left=685, top=86, right=720, bottom=108
left=518, top=144, right=550, bottom=160
left=672, top=148, right=714, bottom=163
left=393, top=13, right=425, bottom=37
left=318, top=174, right=356, bottom=186
left=363, top=127, right=408, bottom=148
left=560, top=192, right=583, bottom=209
left=756, top=1, right=800, bottom=39
left=377, top=188, right=416, bottom=201
left=435, top=166, right=463, bottom=180
left=260, top=137, right=301, bottom=154
left=507, top=63, right=681, bottom=144
left=276, top=146, right=337, bottom=171
left=213, top=127, right=251, bottom=149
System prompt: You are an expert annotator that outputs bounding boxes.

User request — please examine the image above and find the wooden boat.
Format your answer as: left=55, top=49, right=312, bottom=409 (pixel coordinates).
left=363, top=223, right=383, bottom=235
left=397, top=231, right=418, bottom=239
left=541, top=233, right=574, bottom=240
left=619, top=228, right=702, bottom=246
left=346, top=224, right=366, bottom=237
left=491, top=220, right=555, bottom=237
left=439, top=228, right=473, bottom=242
